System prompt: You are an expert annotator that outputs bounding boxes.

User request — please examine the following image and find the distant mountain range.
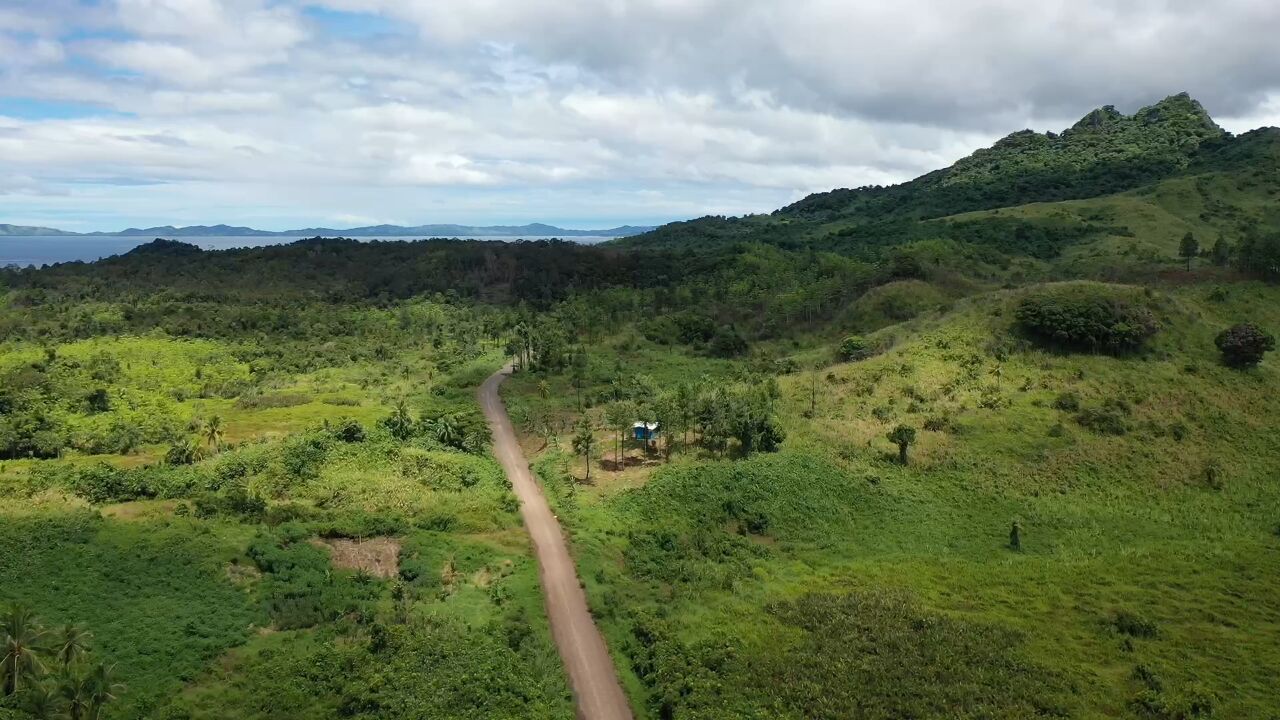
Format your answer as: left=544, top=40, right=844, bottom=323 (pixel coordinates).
left=0, top=222, right=655, bottom=238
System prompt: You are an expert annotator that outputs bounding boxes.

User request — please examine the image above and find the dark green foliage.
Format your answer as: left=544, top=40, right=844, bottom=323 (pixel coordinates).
left=1111, top=610, right=1159, bottom=638
left=838, top=335, right=873, bottom=361
left=1015, top=283, right=1159, bottom=354
left=1214, top=322, right=1275, bottom=368
left=1179, top=232, right=1199, bottom=270
left=233, top=392, right=311, bottom=410
left=1075, top=399, right=1132, bottom=436
left=246, top=530, right=381, bottom=630
left=329, top=417, right=366, bottom=443
left=278, top=431, right=332, bottom=481
left=1051, top=391, right=1081, bottom=412
left=0, top=513, right=258, bottom=717
left=164, top=618, right=570, bottom=720
left=628, top=592, right=1071, bottom=719
left=164, top=438, right=202, bottom=466
left=1209, top=236, right=1232, bottom=266
left=886, top=424, right=916, bottom=464
left=707, top=325, right=748, bottom=358
left=1234, top=232, right=1280, bottom=281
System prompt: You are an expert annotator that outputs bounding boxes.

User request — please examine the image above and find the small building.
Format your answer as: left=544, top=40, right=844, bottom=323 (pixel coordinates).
left=632, top=421, right=660, bottom=442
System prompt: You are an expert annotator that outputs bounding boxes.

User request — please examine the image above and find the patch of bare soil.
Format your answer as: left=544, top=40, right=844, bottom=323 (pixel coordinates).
left=311, top=536, right=401, bottom=579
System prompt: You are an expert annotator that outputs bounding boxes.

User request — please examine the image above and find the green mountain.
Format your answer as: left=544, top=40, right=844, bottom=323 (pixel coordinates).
left=618, top=93, right=1276, bottom=256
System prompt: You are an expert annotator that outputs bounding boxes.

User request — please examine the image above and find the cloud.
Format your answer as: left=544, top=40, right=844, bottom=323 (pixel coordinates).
left=1, top=0, right=1279, bottom=230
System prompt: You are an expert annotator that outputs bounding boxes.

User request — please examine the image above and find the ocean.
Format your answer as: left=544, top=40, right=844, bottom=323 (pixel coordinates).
left=0, top=235, right=612, bottom=267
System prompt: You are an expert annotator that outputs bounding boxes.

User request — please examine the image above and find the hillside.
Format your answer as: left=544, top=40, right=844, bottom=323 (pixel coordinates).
left=614, top=94, right=1278, bottom=266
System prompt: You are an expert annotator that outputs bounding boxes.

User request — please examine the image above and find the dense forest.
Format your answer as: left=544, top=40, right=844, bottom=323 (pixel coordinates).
left=2, top=93, right=1279, bottom=719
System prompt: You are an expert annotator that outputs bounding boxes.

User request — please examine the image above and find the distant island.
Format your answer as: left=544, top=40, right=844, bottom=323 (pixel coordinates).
left=0, top=222, right=656, bottom=238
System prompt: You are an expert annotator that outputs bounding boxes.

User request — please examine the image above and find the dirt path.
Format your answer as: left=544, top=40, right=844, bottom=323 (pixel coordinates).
left=479, top=367, right=635, bottom=720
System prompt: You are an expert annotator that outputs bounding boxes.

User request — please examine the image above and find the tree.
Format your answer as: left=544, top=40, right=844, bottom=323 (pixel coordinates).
left=52, top=624, right=91, bottom=671
left=164, top=438, right=201, bottom=466
left=1215, top=323, right=1276, bottom=368
left=571, top=416, right=596, bottom=482
left=605, top=401, right=637, bottom=469
left=423, top=413, right=463, bottom=449
left=2, top=604, right=49, bottom=696
left=23, top=683, right=62, bottom=719
left=886, top=424, right=916, bottom=465
left=383, top=400, right=414, bottom=440
left=651, top=392, right=680, bottom=461
left=202, top=415, right=224, bottom=451
left=1210, top=236, right=1231, bottom=266
left=1179, top=232, right=1199, bottom=270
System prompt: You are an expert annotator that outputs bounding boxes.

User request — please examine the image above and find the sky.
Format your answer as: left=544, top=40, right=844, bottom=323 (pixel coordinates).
left=2, top=1, right=1280, bottom=232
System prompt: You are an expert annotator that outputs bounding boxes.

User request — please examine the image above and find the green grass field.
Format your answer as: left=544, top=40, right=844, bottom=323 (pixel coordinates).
left=506, top=280, right=1280, bottom=719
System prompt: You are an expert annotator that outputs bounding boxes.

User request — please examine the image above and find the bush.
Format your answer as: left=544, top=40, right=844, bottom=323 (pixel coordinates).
left=329, top=418, right=366, bottom=443
left=1051, top=391, right=1081, bottom=412
left=1076, top=400, right=1130, bottom=436
left=837, top=335, right=873, bottom=362
left=234, top=392, right=312, bottom=410
left=1214, top=322, right=1275, bottom=368
left=165, top=438, right=203, bottom=465
left=1111, top=610, right=1158, bottom=638
left=1015, top=283, right=1159, bottom=353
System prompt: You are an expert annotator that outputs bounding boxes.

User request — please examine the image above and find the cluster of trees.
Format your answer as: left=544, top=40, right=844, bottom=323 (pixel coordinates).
left=0, top=350, right=184, bottom=460
left=1, top=605, right=120, bottom=720
left=1014, top=283, right=1159, bottom=354
left=379, top=400, right=489, bottom=453
left=568, top=374, right=786, bottom=479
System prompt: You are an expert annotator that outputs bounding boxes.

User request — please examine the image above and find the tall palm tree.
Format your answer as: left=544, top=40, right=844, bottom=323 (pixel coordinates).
left=203, top=415, right=224, bottom=451
left=85, top=663, right=123, bottom=720
left=52, top=624, right=91, bottom=671
left=2, top=604, right=49, bottom=696
left=58, top=667, right=91, bottom=720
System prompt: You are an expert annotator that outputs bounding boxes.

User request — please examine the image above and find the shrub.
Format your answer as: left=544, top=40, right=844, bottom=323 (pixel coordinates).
left=1015, top=283, right=1159, bottom=353
left=165, top=438, right=203, bottom=465
left=837, top=335, right=873, bottom=362
left=1075, top=399, right=1131, bottom=436
left=1214, top=322, right=1275, bottom=368
left=330, top=418, right=366, bottom=443
left=234, top=392, right=311, bottom=410
left=1111, top=610, right=1158, bottom=638
left=1051, top=391, right=1081, bottom=412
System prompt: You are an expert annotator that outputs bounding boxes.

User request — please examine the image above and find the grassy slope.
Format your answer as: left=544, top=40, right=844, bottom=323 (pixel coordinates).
left=507, top=281, right=1280, bottom=719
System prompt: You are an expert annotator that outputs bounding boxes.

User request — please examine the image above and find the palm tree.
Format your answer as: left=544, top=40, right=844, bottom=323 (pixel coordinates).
left=52, top=625, right=91, bottom=671
left=387, top=400, right=413, bottom=440
left=537, top=380, right=551, bottom=399
left=85, top=663, right=123, bottom=720
left=203, top=415, right=224, bottom=451
left=428, top=414, right=463, bottom=449
left=2, top=604, right=49, bottom=696
left=58, top=667, right=91, bottom=720
left=23, top=682, right=62, bottom=719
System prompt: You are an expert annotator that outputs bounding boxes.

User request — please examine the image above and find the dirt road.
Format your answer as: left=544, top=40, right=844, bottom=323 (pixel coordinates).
left=478, top=367, right=635, bottom=720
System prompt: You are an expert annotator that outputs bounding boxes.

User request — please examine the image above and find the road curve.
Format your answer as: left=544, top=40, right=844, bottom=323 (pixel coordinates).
left=478, top=366, right=635, bottom=720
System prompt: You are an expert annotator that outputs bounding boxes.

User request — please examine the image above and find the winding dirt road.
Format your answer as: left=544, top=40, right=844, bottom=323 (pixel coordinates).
left=479, top=366, right=635, bottom=720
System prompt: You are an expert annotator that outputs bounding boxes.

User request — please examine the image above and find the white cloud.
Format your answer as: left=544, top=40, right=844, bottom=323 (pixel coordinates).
left=1, top=0, right=1279, bottom=230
